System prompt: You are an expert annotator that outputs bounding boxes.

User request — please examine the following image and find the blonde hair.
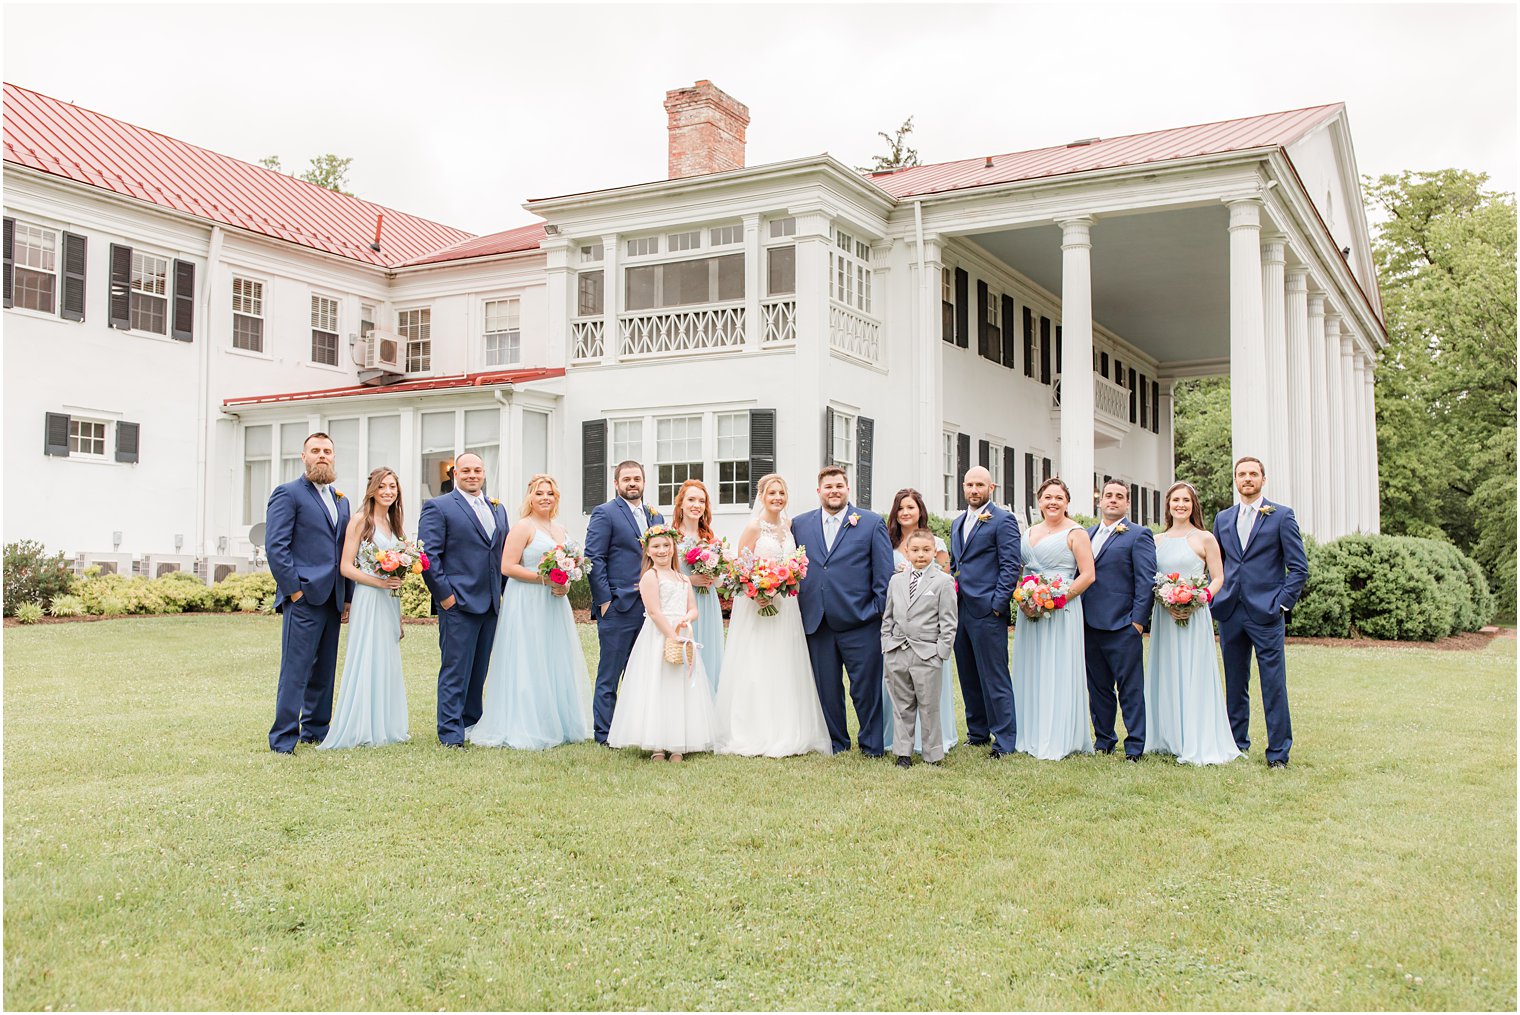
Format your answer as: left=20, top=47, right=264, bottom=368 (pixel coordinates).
left=753, top=473, right=788, bottom=510
left=518, top=474, right=561, bottom=519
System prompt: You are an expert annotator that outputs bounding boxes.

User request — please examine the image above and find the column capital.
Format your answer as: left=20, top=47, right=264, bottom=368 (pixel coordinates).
left=1226, top=198, right=1263, bottom=231
left=1261, top=233, right=1288, bottom=262
left=1285, top=265, right=1310, bottom=288
left=1056, top=215, right=1096, bottom=248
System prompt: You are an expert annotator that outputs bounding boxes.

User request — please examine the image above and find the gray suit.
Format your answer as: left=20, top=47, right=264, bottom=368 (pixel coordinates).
left=880, top=565, right=959, bottom=762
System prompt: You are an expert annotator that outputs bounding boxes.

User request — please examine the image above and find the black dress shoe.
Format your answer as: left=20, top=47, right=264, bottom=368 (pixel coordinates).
left=895, top=756, right=911, bottom=769
left=966, top=738, right=991, bottom=748
left=989, top=748, right=1007, bottom=760
left=1095, top=745, right=1115, bottom=755
left=1124, top=754, right=1141, bottom=764
left=272, top=747, right=294, bottom=755
left=1268, top=759, right=1288, bottom=769
left=441, top=742, right=465, bottom=750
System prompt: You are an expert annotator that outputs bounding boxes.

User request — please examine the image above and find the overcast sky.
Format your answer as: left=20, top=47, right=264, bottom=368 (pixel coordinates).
left=5, top=3, right=1515, bottom=236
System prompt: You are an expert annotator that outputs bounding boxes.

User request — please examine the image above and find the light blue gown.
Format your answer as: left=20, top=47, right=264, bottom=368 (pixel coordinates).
left=1011, top=528, right=1094, bottom=759
left=678, top=536, right=725, bottom=693
left=468, top=528, right=590, bottom=750
left=881, top=542, right=958, bottom=755
left=320, top=531, right=408, bottom=749
left=1145, top=537, right=1241, bottom=766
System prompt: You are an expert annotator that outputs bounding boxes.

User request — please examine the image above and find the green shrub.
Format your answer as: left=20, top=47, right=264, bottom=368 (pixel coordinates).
left=400, top=571, right=433, bottom=618
left=1287, top=536, right=1351, bottom=638
left=926, top=513, right=954, bottom=549
left=14, top=601, right=45, bottom=624
left=98, top=596, right=127, bottom=618
left=48, top=594, right=86, bottom=618
left=3, top=540, right=75, bottom=617
left=205, top=572, right=277, bottom=613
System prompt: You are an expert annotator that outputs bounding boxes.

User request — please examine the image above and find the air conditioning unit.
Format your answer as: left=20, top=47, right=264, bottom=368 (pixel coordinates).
left=359, top=329, right=405, bottom=373
left=77, top=552, right=133, bottom=576
left=200, top=555, right=254, bottom=586
left=143, top=554, right=198, bottom=578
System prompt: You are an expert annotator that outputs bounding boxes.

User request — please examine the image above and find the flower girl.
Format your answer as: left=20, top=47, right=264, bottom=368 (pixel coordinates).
left=608, top=526, right=718, bottom=761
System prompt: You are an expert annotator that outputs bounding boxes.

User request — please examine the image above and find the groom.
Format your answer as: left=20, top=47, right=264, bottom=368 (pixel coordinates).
left=586, top=460, right=664, bottom=745
left=265, top=432, right=352, bottom=753
left=417, top=452, right=509, bottom=747
left=949, top=465, right=1020, bottom=758
left=1211, top=456, right=1309, bottom=768
left=793, top=466, right=894, bottom=755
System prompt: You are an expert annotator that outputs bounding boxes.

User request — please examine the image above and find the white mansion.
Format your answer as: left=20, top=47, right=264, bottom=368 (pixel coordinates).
left=3, top=80, right=1384, bottom=576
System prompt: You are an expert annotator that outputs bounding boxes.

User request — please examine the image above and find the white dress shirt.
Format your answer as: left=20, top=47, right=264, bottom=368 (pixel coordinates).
left=1091, top=520, right=1119, bottom=557
left=822, top=506, right=847, bottom=552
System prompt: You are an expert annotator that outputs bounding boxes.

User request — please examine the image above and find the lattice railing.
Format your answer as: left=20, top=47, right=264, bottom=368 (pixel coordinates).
left=761, top=298, right=796, bottom=345
left=1051, top=373, right=1132, bottom=427
left=620, top=303, right=745, bottom=357
left=571, top=319, right=604, bottom=361
left=829, top=302, right=881, bottom=364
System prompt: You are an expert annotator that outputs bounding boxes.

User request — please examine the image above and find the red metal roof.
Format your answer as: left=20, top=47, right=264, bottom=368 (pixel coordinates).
left=3, top=82, right=474, bottom=268
left=223, top=368, right=565, bottom=407
left=399, top=221, right=546, bottom=267
left=869, top=104, right=1344, bottom=199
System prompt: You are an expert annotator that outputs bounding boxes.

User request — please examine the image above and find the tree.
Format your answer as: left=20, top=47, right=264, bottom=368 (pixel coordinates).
left=859, top=116, right=920, bottom=173
left=1170, top=376, right=1235, bottom=521
left=257, top=153, right=355, bottom=196
left=1365, top=169, right=1517, bottom=615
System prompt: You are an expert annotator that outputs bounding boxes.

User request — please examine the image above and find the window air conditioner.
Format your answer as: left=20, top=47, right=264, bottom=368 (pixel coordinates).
left=361, top=329, right=405, bottom=373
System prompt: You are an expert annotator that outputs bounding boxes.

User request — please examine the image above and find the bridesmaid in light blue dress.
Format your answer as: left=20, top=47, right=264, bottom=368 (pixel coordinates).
left=468, top=474, right=591, bottom=750
left=1145, top=481, right=1241, bottom=766
left=321, top=467, right=409, bottom=749
left=672, top=479, right=725, bottom=694
left=881, top=488, right=958, bottom=756
left=1011, top=477, right=1096, bottom=760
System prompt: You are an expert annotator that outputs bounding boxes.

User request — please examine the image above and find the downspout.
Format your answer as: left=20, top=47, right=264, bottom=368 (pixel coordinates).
left=914, top=199, right=930, bottom=485
left=196, top=225, right=225, bottom=557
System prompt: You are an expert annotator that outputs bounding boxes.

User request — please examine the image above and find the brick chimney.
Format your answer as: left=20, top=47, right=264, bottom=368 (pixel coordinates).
left=663, top=80, right=750, bottom=180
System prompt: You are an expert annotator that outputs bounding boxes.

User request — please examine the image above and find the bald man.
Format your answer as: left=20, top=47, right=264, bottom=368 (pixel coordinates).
left=948, top=466, right=1022, bottom=757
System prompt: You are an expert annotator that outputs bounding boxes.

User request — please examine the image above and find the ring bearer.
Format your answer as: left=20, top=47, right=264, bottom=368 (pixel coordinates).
left=880, top=529, right=959, bottom=768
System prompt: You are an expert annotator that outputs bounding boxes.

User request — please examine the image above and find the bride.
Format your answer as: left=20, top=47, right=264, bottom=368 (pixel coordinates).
left=714, top=474, right=832, bottom=757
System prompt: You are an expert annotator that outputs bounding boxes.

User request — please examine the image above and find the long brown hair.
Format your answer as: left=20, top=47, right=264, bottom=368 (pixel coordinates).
left=1162, top=481, right=1205, bottom=531
left=357, top=467, right=406, bottom=545
left=887, top=488, right=931, bottom=549
left=639, top=525, right=684, bottom=579
left=672, top=479, right=716, bottom=542
left=1035, top=476, right=1072, bottom=519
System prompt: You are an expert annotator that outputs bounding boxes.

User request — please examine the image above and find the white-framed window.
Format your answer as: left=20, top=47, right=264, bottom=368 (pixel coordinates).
left=243, top=423, right=272, bottom=524
left=483, top=298, right=521, bottom=366
left=709, top=224, right=743, bottom=247
left=130, top=251, right=169, bottom=334
left=360, top=303, right=376, bottom=337
left=830, top=230, right=872, bottom=314
left=68, top=418, right=107, bottom=457
left=11, top=222, right=58, bottom=313
left=715, top=411, right=750, bottom=506
left=668, top=230, right=701, bottom=252
left=626, top=236, right=659, bottom=257
left=655, top=415, right=704, bottom=506
left=310, top=294, right=340, bottom=366
left=767, top=246, right=795, bottom=296
left=279, top=422, right=307, bottom=484
left=464, top=407, right=501, bottom=496
left=942, top=267, right=955, bottom=344
left=830, top=408, right=856, bottom=488
left=610, top=419, right=643, bottom=489
left=625, top=254, right=743, bottom=311
left=398, top=307, right=431, bottom=372
left=768, top=217, right=796, bottom=239
left=232, top=276, right=264, bottom=352
left=985, top=288, right=1000, bottom=327
left=577, top=271, right=604, bottom=317
left=987, top=442, right=1005, bottom=505
left=580, top=242, right=604, bottom=263
left=419, top=411, right=454, bottom=501
left=942, top=432, right=956, bottom=511
left=522, top=409, right=549, bottom=479
left=326, top=417, right=361, bottom=502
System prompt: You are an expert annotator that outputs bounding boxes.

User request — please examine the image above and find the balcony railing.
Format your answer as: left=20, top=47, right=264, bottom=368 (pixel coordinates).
left=1050, top=372, right=1134, bottom=447
left=761, top=298, right=796, bottom=345
left=620, top=302, right=746, bottom=358
left=571, top=318, right=604, bottom=362
left=829, top=302, right=881, bottom=364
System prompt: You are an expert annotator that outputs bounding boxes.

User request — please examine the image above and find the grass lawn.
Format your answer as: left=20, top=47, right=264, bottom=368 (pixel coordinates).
left=4, top=617, right=1515, bottom=1010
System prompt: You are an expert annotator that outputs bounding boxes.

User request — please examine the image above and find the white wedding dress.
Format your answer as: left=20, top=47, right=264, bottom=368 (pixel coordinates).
left=714, top=518, right=832, bottom=757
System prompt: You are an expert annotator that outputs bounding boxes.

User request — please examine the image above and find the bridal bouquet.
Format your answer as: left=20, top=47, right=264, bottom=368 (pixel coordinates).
left=730, top=545, right=809, bottom=617
left=1154, top=571, right=1212, bottom=626
left=359, top=538, right=430, bottom=598
left=1012, top=573, right=1069, bottom=621
left=538, top=542, right=591, bottom=597
left=680, top=537, right=731, bottom=596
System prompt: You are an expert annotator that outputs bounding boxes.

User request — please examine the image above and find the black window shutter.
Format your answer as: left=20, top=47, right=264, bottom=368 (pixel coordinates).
left=1139, top=371, right=1149, bottom=429
left=44, top=412, right=70, bottom=457
left=1000, top=294, right=1016, bottom=369
left=748, top=408, right=776, bottom=501
left=953, top=267, right=969, bottom=349
left=1128, top=367, right=1138, bottom=423
left=823, top=406, right=837, bottom=465
left=1100, top=351, right=1110, bottom=378
left=855, top=415, right=874, bottom=510
left=976, top=279, right=990, bottom=359
left=978, top=439, right=990, bottom=469
left=1041, top=456, right=1052, bottom=481
left=581, top=419, right=607, bottom=514
left=1022, top=306, right=1034, bottom=377
left=1151, top=380, right=1161, bottom=433
left=3, top=217, right=15, bottom=309
left=941, top=289, right=955, bottom=344
left=61, top=233, right=87, bottom=322
left=171, top=260, right=195, bottom=341
left=1024, top=453, right=1036, bottom=514
left=1003, top=446, right=1017, bottom=507
left=955, top=433, right=971, bottom=510
left=1039, top=317, right=1052, bottom=384
left=115, top=421, right=140, bottom=464
left=108, top=243, right=132, bottom=329
left=1130, top=482, right=1140, bottom=512
left=1056, top=325, right=1063, bottom=376
left=1153, top=488, right=1162, bottom=521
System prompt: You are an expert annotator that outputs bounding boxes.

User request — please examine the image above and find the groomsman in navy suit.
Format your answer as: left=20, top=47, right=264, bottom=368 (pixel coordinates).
left=1211, top=456, right=1309, bottom=768
left=418, top=452, right=509, bottom=747
left=1083, top=480, right=1157, bottom=761
left=793, top=466, right=895, bottom=755
left=265, top=432, right=353, bottom=753
left=586, top=461, right=664, bottom=745
left=949, top=466, right=1021, bottom=757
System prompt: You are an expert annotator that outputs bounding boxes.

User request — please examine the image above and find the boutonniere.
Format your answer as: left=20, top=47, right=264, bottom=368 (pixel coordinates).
left=848, top=512, right=861, bottom=527
left=1114, top=523, right=1129, bottom=534
left=977, top=511, right=992, bottom=522
left=489, top=497, right=499, bottom=507
left=333, top=490, right=345, bottom=500
left=1259, top=504, right=1276, bottom=516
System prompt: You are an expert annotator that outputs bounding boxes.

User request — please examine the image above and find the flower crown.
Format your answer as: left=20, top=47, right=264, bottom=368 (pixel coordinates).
left=641, top=524, right=678, bottom=547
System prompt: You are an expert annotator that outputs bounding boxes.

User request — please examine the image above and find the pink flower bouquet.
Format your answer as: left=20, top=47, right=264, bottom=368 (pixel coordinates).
left=1153, top=571, right=1212, bottom=626
left=730, top=545, right=809, bottom=617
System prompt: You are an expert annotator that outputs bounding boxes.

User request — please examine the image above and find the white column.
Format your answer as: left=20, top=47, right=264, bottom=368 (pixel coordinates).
left=1351, top=350, right=1370, bottom=533
left=1340, top=330, right=1361, bottom=531
left=914, top=233, right=946, bottom=505
left=1284, top=267, right=1313, bottom=529
left=1364, top=358, right=1381, bottom=532
left=1261, top=234, right=1291, bottom=500
left=1306, top=289, right=1331, bottom=538
left=599, top=232, right=620, bottom=364
left=742, top=214, right=762, bottom=351
left=1322, top=311, right=1347, bottom=537
left=1057, top=216, right=1096, bottom=516
left=793, top=213, right=834, bottom=472
left=1228, top=199, right=1270, bottom=469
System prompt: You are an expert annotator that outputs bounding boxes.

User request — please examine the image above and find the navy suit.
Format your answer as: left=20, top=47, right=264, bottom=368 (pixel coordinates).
left=1083, top=519, right=1157, bottom=756
left=948, top=502, right=1021, bottom=750
left=793, top=505, right=894, bottom=754
left=265, top=476, right=353, bottom=752
left=1211, top=499, right=1309, bottom=763
left=418, top=490, right=509, bottom=745
left=585, top=498, right=664, bottom=743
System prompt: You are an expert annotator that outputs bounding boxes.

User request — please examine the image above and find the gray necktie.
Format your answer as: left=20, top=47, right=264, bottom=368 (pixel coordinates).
left=319, top=485, right=337, bottom=525
left=1237, top=504, right=1255, bottom=550
left=1092, top=524, right=1113, bottom=557
left=473, top=496, right=495, bottom=537
left=825, top=514, right=839, bottom=551
left=962, top=510, right=978, bottom=544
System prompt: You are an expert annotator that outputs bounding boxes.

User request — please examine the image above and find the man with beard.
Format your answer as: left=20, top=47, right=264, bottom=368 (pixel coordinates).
left=265, top=432, right=353, bottom=753
left=949, top=465, right=1021, bottom=758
